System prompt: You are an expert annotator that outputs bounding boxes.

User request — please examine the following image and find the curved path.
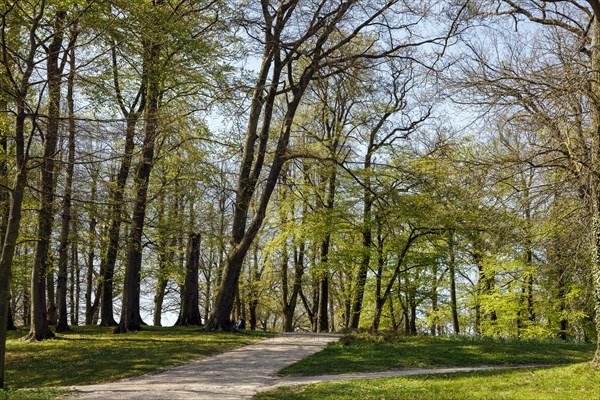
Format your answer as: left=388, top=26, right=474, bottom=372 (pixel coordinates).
left=68, top=333, right=340, bottom=400
left=68, top=333, right=547, bottom=399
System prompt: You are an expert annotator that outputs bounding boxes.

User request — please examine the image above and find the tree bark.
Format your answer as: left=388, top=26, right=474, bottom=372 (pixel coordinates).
left=98, top=41, right=146, bottom=327
left=56, top=34, right=78, bottom=333
left=115, top=36, right=161, bottom=333
left=7, top=302, right=15, bottom=331
left=27, top=10, right=68, bottom=342
left=207, top=0, right=357, bottom=330
left=85, top=173, right=98, bottom=325
left=152, top=193, right=172, bottom=327
left=350, top=151, right=373, bottom=329
left=174, top=234, right=202, bottom=326
left=448, top=231, right=460, bottom=334
left=592, top=17, right=600, bottom=366
left=70, top=223, right=80, bottom=325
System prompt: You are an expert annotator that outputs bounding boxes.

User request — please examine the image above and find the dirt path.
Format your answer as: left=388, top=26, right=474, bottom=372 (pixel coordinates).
left=68, top=334, right=547, bottom=399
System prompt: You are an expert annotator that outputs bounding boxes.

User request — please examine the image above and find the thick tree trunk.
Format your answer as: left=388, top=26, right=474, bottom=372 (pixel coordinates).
left=589, top=10, right=600, bottom=371
left=99, top=117, right=138, bottom=327
left=27, top=11, right=67, bottom=342
left=174, top=234, right=202, bottom=326
left=115, top=37, right=160, bottom=332
left=207, top=3, right=321, bottom=329
left=114, top=124, right=157, bottom=331
left=7, top=302, right=15, bottom=331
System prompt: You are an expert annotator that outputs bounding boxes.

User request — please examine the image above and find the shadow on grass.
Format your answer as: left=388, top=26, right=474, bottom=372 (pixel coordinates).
left=278, top=334, right=596, bottom=376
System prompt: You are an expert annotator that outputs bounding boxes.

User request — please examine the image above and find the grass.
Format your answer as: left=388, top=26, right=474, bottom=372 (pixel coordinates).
left=256, top=363, right=600, bottom=400
left=0, top=388, right=68, bottom=400
left=2, top=325, right=270, bottom=399
left=278, top=333, right=596, bottom=376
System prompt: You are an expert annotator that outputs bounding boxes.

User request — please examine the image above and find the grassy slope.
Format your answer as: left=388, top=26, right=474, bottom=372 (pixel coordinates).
left=279, top=334, right=596, bottom=375
left=260, top=334, right=598, bottom=400
left=257, top=363, right=600, bottom=400
left=2, top=325, right=269, bottom=399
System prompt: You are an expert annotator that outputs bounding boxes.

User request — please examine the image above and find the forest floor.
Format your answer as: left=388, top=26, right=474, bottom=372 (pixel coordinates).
left=64, top=333, right=576, bottom=400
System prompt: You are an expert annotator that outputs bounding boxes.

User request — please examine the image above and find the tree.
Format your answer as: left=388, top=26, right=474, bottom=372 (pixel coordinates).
left=27, top=7, right=73, bottom=342
left=174, top=233, right=203, bottom=326
left=55, top=27, right=79, bottom=333
left=458, top=0, right=600, bottom=361
left=208, top=0, right=460, bottom=331
left=0, top=0, right=48, bottom=384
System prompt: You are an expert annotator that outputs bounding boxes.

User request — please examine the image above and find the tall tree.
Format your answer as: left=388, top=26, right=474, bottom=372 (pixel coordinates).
left=208, top=0, right=456, bottom=331
left=27, top=8, right=73, bottom=341
left=114, top=19, right=162, bottom=332
left=174, top=233, right=203, bottom=326
left=0, top=0, right=47, bottom=385
left=55, top=28, right=79, bottom=333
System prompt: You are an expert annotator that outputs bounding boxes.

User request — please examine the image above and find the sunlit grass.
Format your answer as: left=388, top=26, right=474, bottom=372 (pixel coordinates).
left=278, top=333, right=596, bottom=375
left=4, top=325, right=269, bottom=390
left=257, top=363, right=600, bottom=400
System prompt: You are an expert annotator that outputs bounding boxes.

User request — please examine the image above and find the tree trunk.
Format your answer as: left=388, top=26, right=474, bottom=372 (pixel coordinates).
left=114, top=32, right=161, bottom=333
left=409, top=302, right=417, bottom=335
left=46, top=273, right=57, bottom=326
left=70, top=229, right=80, bottom=326
left=283, top=245, right=304, bottom=332
left=153, top=278, right=168, bottom=327
left=556, top=262, right=568, bottom=341
left=85, top=174, right=98, bottom=325
left=0, top=165, right=29, bottom=383
left=99, top=116, right=138, bottom=327
left=317, top=241, right=330, bottom=333
left=7, top=303, right=15, bottom=331
left=370, top=229, right=385, bottom=334
left=152, top=194, right=174, bottom=327
left=56, top=37, right=78, bottom=333
left=589, top=9, right=600, bottom=370
left=448, top=231, right=460, bottom=334
left=350, top=150, right=373, bottom=329
left=27, top=11, right=68, bottom=342
left=207, top=2, right=325, bottom=330
left=174, top=234, right=202, bottom=326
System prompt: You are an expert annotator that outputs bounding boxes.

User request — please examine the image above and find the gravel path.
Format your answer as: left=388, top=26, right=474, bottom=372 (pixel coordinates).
left=67, top=333, right=547, bottom=399
left=67, top=333, right=341, bottom=400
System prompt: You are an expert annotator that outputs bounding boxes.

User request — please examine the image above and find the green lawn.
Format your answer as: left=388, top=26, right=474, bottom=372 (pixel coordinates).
left=278, top=333, right=596, bottom=375
left=261, top=333, right=598, bottom=400
left=2, top=325, right=269, bottom=399
left=257, top=363, right=600, bottom=400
